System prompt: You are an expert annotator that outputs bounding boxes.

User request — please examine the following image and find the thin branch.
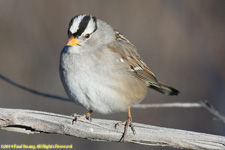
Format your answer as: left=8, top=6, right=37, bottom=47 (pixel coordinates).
left=132, top=102, right=201, bottom=108
left=133, top=101, right=225, bottom=124
left=0, top=108, right=225, bottom=150
left=200, top=101, right=225, bottom=123
left=0, top=74, right=71, bottom=102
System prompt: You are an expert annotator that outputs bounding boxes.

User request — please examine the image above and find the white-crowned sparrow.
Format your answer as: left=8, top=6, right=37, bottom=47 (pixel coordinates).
left=60, top=14, right=179, bottom=141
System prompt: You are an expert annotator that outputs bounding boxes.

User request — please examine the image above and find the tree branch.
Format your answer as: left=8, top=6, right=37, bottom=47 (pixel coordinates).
left=0, top=108, right=225, bottom=150
left=0, top=74, right=71, bottom=102
left=132, top=102, right=201, bottom=108
left=200, top=101, right=225, bottom=123
left=1, top=74, right=225, bottom=124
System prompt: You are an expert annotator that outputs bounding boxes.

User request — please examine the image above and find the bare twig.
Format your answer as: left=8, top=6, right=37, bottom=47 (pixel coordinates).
left=0, top=74, right=71, bottom=102
left=200, top=101, right=225, bottom=123
left=0, top=108, right=225, bottom=150
left=133, top=101, right=225, bottom=124
left=132, top=103, right=201, bottom=108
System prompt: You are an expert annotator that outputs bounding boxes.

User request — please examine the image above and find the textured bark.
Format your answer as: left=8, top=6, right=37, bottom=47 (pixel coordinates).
left=0, top=108, right=225, bottom=150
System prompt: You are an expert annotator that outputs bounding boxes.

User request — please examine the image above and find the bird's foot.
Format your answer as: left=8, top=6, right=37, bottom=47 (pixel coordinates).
left=115, top=116, right=136, bottom=142
left=72, top=110, right=93, bottom=124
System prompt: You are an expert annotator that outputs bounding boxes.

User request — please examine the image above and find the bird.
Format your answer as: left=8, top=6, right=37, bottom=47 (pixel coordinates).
left=59, top=14, right=179, bottom=141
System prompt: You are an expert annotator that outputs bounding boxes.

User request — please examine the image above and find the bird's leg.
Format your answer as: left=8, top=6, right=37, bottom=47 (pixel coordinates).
left=115, top=107, right=136, bottom=142
left=72, top=110, right=93, bottom=124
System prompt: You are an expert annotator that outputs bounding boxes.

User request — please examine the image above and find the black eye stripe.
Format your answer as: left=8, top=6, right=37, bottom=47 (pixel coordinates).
left=73, top=15, right=91, bottom=38
left=92, top=16, right=98, bottom=33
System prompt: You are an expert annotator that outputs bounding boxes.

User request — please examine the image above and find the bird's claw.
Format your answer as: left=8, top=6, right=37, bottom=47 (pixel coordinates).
left=115, top=117, right=135, bottom=142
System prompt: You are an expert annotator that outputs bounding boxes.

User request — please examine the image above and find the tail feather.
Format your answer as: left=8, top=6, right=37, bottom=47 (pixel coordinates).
left=149, top=82, right=180, bottom=96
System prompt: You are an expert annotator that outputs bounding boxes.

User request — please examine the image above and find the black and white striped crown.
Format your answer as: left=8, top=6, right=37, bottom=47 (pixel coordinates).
left=68, top=14, right=98, bottom=38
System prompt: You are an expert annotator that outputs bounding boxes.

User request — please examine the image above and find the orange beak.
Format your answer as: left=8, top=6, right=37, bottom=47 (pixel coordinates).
left=66, top=36, right=80, bottom=46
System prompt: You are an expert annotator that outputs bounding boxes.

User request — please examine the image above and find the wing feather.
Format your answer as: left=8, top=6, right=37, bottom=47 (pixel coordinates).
left=107, top=38, right=158, bottom=86
left=107, top=36, right=180, bottom=95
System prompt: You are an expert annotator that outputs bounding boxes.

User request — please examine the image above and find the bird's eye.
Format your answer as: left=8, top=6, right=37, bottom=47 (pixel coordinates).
left=85, top=34, right=90, bottom=39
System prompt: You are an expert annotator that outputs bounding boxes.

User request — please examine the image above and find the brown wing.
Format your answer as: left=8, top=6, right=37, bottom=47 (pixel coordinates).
left=107, top=36, right=180, bottom=96
left=107, top=38, right=158, bottom=86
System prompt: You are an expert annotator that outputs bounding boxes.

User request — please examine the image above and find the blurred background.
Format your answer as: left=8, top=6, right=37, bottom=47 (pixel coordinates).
left=0, top=0, right=225, bottom=150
